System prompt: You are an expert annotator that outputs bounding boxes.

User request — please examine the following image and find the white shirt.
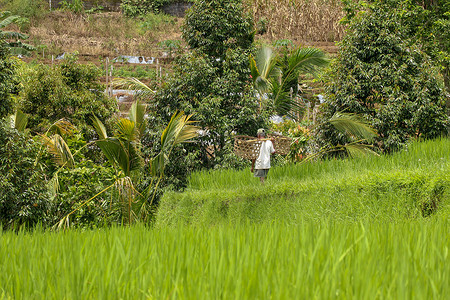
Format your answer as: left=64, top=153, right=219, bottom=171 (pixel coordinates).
left=255, top=140, right=275, bottom=169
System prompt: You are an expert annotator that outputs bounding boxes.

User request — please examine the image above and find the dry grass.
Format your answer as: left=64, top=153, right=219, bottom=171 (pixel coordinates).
left=246, top=0, right=345, bottom=43
left=28, top=11, right=182, bottom=58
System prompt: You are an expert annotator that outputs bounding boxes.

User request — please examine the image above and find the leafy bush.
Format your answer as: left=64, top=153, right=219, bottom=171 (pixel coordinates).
left=0, top=0, right=48, bottom=19
left=17, top=55, right=117, bottom=135
left=121, top=0, right=193, bottom=17
left=182, top=0, right=254, bottom=60
left=55, top=159, right=117, bottom=227
left=0, top=121, right=51, bottom=229
left=320, top=3, right=449, bottom=153
left=0, top=39, right=15, bottom=118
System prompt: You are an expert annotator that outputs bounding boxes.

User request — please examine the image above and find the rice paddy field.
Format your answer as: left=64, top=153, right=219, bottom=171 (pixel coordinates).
left=1, top=138, right=449, bottom=299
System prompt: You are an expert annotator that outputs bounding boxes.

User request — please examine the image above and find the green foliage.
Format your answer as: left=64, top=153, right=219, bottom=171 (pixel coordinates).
left=138, top=13, right=176, bottom=33
left=157, top=39, right=182, bottom=57
left=249, top=45, right=329, bottom=118
left=56, top=158, right=117, bottom=227
left=0, top=39, right=15, bottom=118
left=153, top=51, right=267, bottom=170
left=320, top=4, right=449, bottom=153
left=17, top=55, right=117, bottom=135
left=59, top=0, right=84, bottom=13
left=271, top=118, right=311, bottom=161
left=0, top=0, right=48, bottom=19
left=182, top=0, right=254, bottom=60
left=121, top=0, right=193, bottom=17
left=113, top=65, right=157, bottom=80
left=0, top=11, right=35, bottom=55
left=342, top=0, right=450, bottom=96
left=0, top=121, right=51, bottom=229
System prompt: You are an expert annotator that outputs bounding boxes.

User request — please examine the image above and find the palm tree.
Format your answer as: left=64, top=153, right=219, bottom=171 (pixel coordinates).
left=249, top=45, right=329, bottom=118
left=54, top=101, right=198, bottom=228
left=0, top=11, right=35, bottom=55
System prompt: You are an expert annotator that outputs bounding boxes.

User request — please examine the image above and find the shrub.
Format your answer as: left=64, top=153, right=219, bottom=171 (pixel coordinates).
left=0, top=121, right=51, bottom=229
left=0, top=39, right=15, bottom=119
left=121, top=0, right=193, bottom=17
left=0, top=0, right=48, bottom=19
left=320, top=4, right=449, bottom=153
left=17, top=55, right=117, bottom=135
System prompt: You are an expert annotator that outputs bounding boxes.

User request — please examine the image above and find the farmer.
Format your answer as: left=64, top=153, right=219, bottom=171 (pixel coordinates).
left=251, top=128, right=276, bottom=184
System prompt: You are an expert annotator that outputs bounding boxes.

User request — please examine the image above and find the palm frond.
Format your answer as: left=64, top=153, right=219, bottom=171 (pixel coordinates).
left=96, top=137, right=143, bottom=176
left=112, top=77, right=155, bottom=101
left=328, top=112, right=377, bottom=142
left=48, top=173, right=60, bottom=199
left=172, top=114, right=199, bottom=146
left=250, top=46, right=281, bottom=95
left=13, top=109, right=28, bottom=132
left=344, top=143, right=380, bottom=158
left=161, top=111, right=199, bottom=152
left=128, top=100, right=147, bottom=138
left=0, top=30, right=28, bottom=40
left=47, top=119, right=76, bottom=136
left=40, top=134, right=75, bottom=168
left=91, top=116, right=108, bottom=140
left=115, top=118, right=139, bottom=142
left=287, top=47, right=329, bottom=76
left=256, top=46, right=281, bottom=80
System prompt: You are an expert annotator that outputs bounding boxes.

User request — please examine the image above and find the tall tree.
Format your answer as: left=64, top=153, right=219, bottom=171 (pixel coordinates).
left=320, top=3, right=448, bottom=152
left=153, top=0, right=266, bottom=169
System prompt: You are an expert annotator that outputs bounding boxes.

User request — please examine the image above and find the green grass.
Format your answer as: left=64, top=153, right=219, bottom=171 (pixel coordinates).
left=156, top=138, right=450, bottom=226
left=1, top=219, right=449, bottom=299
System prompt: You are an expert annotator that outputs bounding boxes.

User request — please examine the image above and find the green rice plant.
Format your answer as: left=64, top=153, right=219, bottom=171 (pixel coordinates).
left=0, top=219, right=449, bottom=299
left=156, top=138, right=450, bottom=226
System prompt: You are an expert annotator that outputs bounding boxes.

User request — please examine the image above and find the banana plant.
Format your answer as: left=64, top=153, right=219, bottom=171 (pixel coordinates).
left=0, top=11, right=35, bottom=55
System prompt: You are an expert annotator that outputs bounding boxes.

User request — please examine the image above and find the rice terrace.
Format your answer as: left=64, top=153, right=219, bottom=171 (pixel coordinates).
left=0, top=0, right=449, bottom=299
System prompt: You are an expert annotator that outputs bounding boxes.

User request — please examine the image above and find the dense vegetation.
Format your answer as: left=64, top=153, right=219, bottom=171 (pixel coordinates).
left=320, top=1, right=449, bottom=153
left=0, top=0, right=449, bottom=298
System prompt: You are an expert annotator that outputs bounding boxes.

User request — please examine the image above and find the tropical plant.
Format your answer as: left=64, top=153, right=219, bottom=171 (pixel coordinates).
left=54, top=101, right=198, bottom=228
left=0, top=11, right=35, bottom=55
left=249, top=45, right=329, bottom=118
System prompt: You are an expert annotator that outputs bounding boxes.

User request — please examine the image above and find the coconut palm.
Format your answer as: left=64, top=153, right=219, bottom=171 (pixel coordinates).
left=0, top=11, right=35, bottom=55
left=249, top=45, right=329, bottom=118
left=54, top=101, right=198, bottom=228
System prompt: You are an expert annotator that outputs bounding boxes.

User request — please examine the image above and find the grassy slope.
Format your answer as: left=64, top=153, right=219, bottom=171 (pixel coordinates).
left=156, top=138, right=450, bottom=226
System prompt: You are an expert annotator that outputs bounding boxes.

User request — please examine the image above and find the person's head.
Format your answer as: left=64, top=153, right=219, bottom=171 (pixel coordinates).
left=257, top=128, right=266, bottom=138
